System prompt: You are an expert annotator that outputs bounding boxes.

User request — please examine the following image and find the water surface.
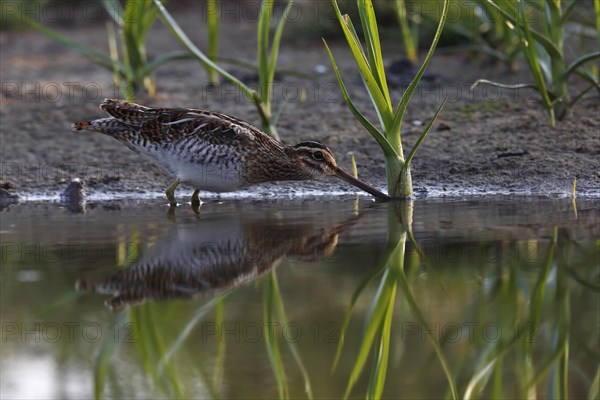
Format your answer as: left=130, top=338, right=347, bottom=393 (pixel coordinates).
left=1, top=198, right=598, bottom=399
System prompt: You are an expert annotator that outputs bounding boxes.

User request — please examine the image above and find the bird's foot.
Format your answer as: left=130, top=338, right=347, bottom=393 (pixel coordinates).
left=165, top=179, right=181, bottom=208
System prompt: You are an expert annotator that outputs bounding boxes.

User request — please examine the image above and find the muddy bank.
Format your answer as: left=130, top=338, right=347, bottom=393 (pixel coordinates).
left=1, top=9, right=599, bottom=201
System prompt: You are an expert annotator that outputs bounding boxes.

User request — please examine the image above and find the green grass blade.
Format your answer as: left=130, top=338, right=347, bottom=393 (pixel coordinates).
left=213, top=297, right=226, bottom=393
left=344, top=269, right=395, bottom=399
left=193, top=360, right=222, bottom=400
left=263, top=273, right=289, bottom=399
left=491, top=356, right=504, bottom=399
left=589, top=366, right=600, bottom=400
left=483, top=0, right=562, bottom=59
left=94, top=344, right=116, bottom=399
left=557, top=340, right=569, bottom=399
left=396, top=267, right=458, bottom=400
left=516, top=0, right=555, bottom=125
left=391, top=0, right=449, bottom=137
left=257, top=0, right=272, bottom=104
left=526, top=340, right=567, bottom=389
left=269, top=271, right=313, bottom=399
left=344, top=14, right=394, bottom=132
left=123, top=1, right=149, bottom=76
left=142, top=305, right=183, bottom=397
left=357, top=0, right=391, bottom=108
left=331, top=255, right=390, bottom=371
left=101, top=0, right=124, bottom=25
left=94, top=312, right=127, bottom=399
left=158, top=293, right=230, bottom=372
left=437, top=44, right=510, bottom=62
left=573, top=68, right=600, bottom=90
left=595, top=0, right=600, bottom=50
left=331, top=0, right=394, bottom=129
left=529, top=228, right=557, bottom=331
left=366, top=331, right=384, bottom=398
left=403, top=96, right=447, bottom=167
left=27, top=18, right=119, bottom=72
left=265, top=333, right=288, bottom=400
left=323, top=40, right=399, bottom=159
left=556, top=236, right=571, bottom=400
left=131, top=305, right=182, bottom=397
left=268, top=0, right=295, bottom=85
left=106, top=21, right=122, bottom=88
left=271, top=98, right=288, bottom=128
left=153, top=0, right=255, bottom=100
left=143, top=51, right=193, bottom=74
left=142, top=0, right=163, bottom=35
left=344, top=12, right=367, bottom=60
left=562, top=51, right=600, bottom=80
left=207, top=0, right=219, bottom=85
left=395, top=0, right=417, bottom=64
left=351, top=153, right=358, bottom=178
left=561, top=0, right=581, bottom=23
left=366, top=282, right=396, bottom=400
left=533, top=41, right=553, bottom=85
left=357, top=0, right=379, bottom=72
left=570, top=81, right=600, bottom=106
left=464, top=358, right=498, bottom=400
left=215, top=57, right=314, bottom=79
left=471, top=79, right=540, bottom=91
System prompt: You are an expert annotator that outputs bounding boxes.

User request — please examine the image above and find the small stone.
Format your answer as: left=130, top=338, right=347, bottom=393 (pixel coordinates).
left=61, top=179, right=86, bottom=213
left=314, top=65, right=328, bottom=74
left=61, top=179, right=85, bottom=200
left=437, top=121, right=452, bottom=131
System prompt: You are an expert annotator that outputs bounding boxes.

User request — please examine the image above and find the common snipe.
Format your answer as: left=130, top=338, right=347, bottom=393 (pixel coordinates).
left=73, top=99, right=390, bottom=205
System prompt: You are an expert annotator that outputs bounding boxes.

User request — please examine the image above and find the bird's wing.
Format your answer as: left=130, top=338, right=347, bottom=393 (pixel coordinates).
left=100, top=98, right=264, bottom=146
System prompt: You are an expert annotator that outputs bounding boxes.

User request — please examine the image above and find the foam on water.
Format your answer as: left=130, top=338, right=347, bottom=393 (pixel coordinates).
left=15, top=183, right=600, bottom=203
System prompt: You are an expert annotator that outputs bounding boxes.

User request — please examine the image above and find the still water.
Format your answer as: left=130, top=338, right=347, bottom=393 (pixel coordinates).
left=1, top=198, right=598, bottom=399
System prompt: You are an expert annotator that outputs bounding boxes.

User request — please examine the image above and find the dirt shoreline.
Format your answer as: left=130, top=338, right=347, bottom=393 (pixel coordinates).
left=1, top=10, right=599, bottom=201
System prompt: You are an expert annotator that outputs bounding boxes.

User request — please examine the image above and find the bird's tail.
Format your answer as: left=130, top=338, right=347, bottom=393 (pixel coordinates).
left=72, top=98, right=160, bottom=135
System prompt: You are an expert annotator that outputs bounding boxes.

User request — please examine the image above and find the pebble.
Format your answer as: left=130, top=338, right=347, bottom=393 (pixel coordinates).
left=437, top=121, right=452, bottom=131
left=61, top=179, right=85, bottom=200
left=314, top=65, right=328, bottom=74
left=61, top=179, right=86, bottom=213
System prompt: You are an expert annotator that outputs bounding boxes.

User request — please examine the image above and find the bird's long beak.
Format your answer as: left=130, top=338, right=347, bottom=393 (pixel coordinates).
left=334, top=167, right=391, bottom=201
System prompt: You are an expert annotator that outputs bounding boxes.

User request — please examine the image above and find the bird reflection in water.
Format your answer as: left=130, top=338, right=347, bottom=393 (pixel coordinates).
left=76, top=209, right=360, bottom=309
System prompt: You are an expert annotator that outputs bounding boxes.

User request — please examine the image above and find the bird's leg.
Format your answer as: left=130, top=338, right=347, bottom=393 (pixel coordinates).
left=191, top=189, right=201, bottom=207
left=165, top=179, right=180, bottom=207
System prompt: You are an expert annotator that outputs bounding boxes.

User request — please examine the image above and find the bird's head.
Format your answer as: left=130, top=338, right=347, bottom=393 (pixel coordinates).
left=292, top=141, right=338, bottom=177
left=291, top=141, right=390, bottom=200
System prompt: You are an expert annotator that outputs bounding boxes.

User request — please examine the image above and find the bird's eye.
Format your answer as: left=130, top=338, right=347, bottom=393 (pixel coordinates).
left=313, top=151, right=324, bottom=160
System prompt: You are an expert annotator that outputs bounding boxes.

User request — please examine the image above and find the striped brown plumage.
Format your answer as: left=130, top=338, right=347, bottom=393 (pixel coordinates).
left=73, top=99, right=390, bottom=205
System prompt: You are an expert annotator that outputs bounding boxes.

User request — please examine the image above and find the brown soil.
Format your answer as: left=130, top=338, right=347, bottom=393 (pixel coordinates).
left=1, top=6, right=599, bottom=201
